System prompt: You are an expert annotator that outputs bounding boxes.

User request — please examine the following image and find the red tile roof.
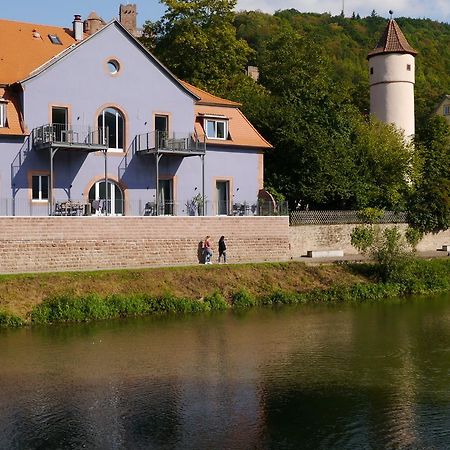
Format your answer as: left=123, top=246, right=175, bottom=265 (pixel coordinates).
left=195, top=105, right=272, bottom=149
left=181, top=82, right=272, bottom=148
left=0, top=18, right=78, bottom=85
left=368, top=19, right=418, bottom=58
left=180, top=81, right=241, bottom=107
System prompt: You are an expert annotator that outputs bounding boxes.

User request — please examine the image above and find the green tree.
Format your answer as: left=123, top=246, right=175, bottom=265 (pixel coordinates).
left=240, top=29, right=413, bottom=210
left=140, top=0, right=252, bottom=95
left=408, top=115, right=450, bottom=233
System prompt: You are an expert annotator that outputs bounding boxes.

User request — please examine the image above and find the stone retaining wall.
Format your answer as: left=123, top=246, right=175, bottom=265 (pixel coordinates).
left=0, top=216, right=290, bottom=273
left=289, top=223, right=450, bottom=257
left=0, top=217, right=449, bottom=274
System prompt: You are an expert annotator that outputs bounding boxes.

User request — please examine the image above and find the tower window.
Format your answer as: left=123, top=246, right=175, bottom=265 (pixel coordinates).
left=406, top=64, right=411, bottom=71
left=370, top=67, right=374, bottom=75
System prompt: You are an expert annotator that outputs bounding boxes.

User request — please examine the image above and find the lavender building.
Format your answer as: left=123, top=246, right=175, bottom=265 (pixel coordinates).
left=0, top=14, right=273, bottom=217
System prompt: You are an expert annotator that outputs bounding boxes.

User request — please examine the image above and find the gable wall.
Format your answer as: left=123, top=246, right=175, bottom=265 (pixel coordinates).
left=0, top=23, right=264, bottom=214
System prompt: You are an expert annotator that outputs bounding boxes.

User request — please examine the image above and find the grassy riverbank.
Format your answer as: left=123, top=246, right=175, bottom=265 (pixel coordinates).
left=1, top=259, right=450, bottom=327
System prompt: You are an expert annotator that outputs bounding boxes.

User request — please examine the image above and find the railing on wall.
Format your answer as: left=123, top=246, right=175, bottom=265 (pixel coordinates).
left=289, top=210, right=407, bottom=226
left=0, top=198, right=288, bottom=217
left=31, top=124, right=107, bottom=149
left=132, top=131, right=206, bottom=154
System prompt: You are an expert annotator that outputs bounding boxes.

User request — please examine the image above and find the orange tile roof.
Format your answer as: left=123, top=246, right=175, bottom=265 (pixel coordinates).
left=0, top=87, right=24, bottom=135
left=195, top=105, right=272, bottom=149
left=180, top=80, right=241, bottom=107
left=0, top=18, right=78, bottom=85
left=368, top=19, right=417, bottom=58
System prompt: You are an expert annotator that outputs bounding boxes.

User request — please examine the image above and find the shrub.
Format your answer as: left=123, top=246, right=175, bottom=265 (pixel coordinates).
left=0, top=310, right=24, bottom=328
left=232, top=289, right=257, bottom=308
left=204, top=292, right=229, bottom=310
left=262, top=290, right=299, bottom=305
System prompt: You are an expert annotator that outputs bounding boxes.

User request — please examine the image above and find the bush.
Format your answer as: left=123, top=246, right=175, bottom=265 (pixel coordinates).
left=262, top=290, right=299, bottom=305
left=232, top=289, right=257, bottom=308
left=204, top=292, right=229, bottom=310
left=0, top=310, right=24, bottom=328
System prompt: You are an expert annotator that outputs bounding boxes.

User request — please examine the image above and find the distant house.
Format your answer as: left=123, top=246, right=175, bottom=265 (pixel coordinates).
left=435, top=95, right=450, bottom=125
left=0, top=14, right=272, bottom=217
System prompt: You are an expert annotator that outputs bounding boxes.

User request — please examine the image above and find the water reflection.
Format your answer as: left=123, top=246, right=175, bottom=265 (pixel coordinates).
left=1, top=296, right=450, bottom=449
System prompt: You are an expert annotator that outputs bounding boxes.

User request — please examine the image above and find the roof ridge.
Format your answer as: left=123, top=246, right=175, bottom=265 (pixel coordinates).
left=180, top=80, right=241, bottom=107
left=0, top=17, right=69, bottom=30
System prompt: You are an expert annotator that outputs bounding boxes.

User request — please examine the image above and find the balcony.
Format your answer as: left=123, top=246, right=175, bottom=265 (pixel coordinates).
left=31, top=124, right=108, bottom=152
left=132, top=131, right=206, bottom=156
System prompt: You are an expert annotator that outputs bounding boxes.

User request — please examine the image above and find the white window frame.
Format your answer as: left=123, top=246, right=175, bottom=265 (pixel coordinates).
left=99, top=107, right=124, bottom=152
left=31, top=175, right=49, bottom=201
left=205, top=119, right=228, bottom=140
left=444, top=105, right=450, bottom=116
left=0, top=101, right=6, bottom=128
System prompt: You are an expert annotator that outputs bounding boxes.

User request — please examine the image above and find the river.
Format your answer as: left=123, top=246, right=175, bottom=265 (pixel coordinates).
left=1, top=294, right=450, bottom=449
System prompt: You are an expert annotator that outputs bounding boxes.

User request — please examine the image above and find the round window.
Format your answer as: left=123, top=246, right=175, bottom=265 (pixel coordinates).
left=107, top=59, right=120, bottom=75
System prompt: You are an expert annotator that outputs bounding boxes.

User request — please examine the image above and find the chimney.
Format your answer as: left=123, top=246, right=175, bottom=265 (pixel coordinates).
left=73, top=14, right=83, bottom=41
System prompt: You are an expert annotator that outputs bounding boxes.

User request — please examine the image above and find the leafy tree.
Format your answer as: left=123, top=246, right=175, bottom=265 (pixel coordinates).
left=140, top=0, right=252, bottom=95
left=408, top=115, right=450, bottom=233
left=235, top=29, right=414, bottom=210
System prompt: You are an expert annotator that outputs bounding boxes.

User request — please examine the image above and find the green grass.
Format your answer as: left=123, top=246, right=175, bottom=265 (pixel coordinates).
left=0, top=310, right=24, bottom=328
left=1, top=259, right=449, bottom=327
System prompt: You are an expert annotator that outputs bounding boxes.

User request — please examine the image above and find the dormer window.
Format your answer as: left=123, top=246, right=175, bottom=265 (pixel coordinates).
left=0, top=100, right=7, bottom=128
left=48, top=34, right=62, bottom=45
left=205, top=118, right=228, bottom=140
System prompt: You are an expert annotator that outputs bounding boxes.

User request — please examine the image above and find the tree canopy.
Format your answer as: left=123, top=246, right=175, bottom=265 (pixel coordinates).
left=408, top=116, right=450, bottom=233
left=140, top=4, right=450, bottom=230
left=141, top=0, right=252, bottom=95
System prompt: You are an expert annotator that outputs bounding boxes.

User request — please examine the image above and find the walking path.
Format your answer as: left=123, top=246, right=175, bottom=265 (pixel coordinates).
left=294, top=250, right=449, bottom=265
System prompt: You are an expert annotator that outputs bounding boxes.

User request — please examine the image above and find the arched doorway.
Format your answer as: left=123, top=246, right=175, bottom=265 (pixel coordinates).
left=88, top=179, right=124, bottom=215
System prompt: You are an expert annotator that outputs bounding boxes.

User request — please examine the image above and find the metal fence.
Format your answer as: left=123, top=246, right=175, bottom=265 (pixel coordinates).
left=289, top=210, right=407, bottom=226
left=131, top=130, right=206, bottom=154
left=31, top=124, right=106, bottom=148
left=0, top=198, right=288, bottom=217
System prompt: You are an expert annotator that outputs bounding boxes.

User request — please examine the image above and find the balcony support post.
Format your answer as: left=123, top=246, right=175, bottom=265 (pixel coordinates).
left=155, top=152, right=162, bottom=216
left=103, top=149, right=108, bottom=216
left=201, top=154, right=205, bottom=216
left=49, top=147, right=59, bottom=216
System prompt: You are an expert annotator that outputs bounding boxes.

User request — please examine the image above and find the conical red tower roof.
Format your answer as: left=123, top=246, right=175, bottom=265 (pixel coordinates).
left=368, top=19, right=418, bottom=58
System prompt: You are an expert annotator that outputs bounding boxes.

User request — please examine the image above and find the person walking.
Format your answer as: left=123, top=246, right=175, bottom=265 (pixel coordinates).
left=218, top=235, right=227, bottom=263
left=203, top=235, right=213, bottom=264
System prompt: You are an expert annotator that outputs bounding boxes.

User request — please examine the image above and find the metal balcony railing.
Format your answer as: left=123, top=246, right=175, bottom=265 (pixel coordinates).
left=31, top=124, right=108, bottom=150
left=132, top=130, right=206, bottom=155
left=0, top=198, right=288, bottom=217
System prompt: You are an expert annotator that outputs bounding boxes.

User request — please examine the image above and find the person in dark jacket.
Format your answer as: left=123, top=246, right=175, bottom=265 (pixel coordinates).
left=218, top=236, right=227, bottom=263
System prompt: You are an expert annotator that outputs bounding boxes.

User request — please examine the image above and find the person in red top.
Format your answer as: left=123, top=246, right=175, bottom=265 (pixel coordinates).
left=203, top=235, right=213, bottom=264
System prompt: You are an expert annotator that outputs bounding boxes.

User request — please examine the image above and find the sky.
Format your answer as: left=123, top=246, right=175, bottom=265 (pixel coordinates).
left=1, top=0, right=449, bottom=27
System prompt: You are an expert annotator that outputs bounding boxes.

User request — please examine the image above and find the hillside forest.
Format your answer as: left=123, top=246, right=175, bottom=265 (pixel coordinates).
left=140, top=1, right=450, bottom=233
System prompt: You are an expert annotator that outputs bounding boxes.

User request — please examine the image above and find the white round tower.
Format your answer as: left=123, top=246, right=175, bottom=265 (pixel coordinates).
left=368, top=19, right=418, bottom=139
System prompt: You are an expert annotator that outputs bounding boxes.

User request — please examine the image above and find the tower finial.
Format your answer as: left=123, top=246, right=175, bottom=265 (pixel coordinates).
left=389, top=10, right=394, bottom=19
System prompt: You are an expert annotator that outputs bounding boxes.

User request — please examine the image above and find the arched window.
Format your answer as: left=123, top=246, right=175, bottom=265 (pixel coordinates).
left=89, top=179, right=124, bottom=215
left=98, top=107, right=124, bottom=151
